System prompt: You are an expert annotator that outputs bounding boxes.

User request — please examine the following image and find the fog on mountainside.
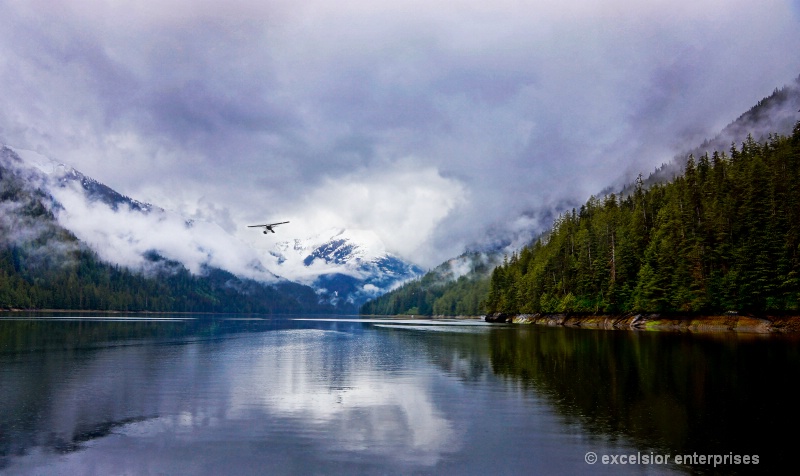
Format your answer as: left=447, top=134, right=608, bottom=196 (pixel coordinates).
left=3, top=73, right=800, bottom=315
left=362, top=75, right=800, bottom=317
left=1, top=146, right=421, bottom=312
left=628, top=74, right=800, bottom=192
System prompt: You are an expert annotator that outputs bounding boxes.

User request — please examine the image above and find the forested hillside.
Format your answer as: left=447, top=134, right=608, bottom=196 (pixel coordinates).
left=634, top=75, right=800, bottom=190
left=360, top=252, right=494, bottom=316
left=0, top=245, right=332, bottom=313
left=0, top=162, right=333, bottom=314
left=486, top=124, right=800, bottom=315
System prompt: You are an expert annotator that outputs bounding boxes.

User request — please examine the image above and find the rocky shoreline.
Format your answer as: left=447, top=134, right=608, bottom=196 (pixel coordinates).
left=484, top=312, right=800, bottom=334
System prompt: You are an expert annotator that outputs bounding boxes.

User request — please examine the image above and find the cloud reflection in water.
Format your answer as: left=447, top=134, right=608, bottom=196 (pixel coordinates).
left=226, top=328, right=459, bottom=465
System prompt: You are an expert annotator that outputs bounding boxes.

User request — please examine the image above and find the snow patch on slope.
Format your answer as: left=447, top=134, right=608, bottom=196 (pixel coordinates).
left=5, top=146, right=279, bottom=283
left=270, top=228, right=389, bottom=283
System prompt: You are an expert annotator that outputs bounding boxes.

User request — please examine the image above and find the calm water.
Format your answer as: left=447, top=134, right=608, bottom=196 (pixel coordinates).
left=1, top=315, right=798, bottom=475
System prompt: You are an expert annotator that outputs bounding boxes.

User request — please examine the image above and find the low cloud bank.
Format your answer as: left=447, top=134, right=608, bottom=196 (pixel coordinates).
left=50, top=180, right=279, bottom=282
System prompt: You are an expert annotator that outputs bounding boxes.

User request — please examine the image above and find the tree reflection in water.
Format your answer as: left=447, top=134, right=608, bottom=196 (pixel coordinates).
left=2, top=316, right=797, bottom=474
left=487, top=325, right=800, bottom=470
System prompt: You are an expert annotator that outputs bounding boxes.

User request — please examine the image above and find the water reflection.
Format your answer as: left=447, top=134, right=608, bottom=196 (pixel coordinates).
left=0, top=317, right=475, bottom=474
left=486, top=325, right=800, bottom=473
left=0, top=317, right=273, bottom=469
left=227, top=328, right=459, bottom=465
left=3, top=316, right=795, bottom=474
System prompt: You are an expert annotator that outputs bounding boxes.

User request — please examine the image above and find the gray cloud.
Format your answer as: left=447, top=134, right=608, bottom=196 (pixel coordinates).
left=1, top=0, right=799, bottom=268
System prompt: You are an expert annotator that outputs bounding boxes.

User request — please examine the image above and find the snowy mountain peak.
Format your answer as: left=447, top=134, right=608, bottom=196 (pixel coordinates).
left=271, top=227, right=395, bottom=278
left=5, top=146, right=154, bottom=213
left=5, top=146, right=62, bottom=174
left=279, top=227, right=387, bottom=263
left=2, top=145, right=276, bottom=282
left=268, top=227, right=423, bottom=309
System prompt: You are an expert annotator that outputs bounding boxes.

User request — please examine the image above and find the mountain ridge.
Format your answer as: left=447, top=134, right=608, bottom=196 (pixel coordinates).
left=361, top=74, right=800, bottom=317
left=1, top=146, right=421, bottom=312
left=637, top=73, right=800, bottom=189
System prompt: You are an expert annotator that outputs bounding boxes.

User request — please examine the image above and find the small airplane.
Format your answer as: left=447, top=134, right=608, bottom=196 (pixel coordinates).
left=248, top=221, right=289, bottom=234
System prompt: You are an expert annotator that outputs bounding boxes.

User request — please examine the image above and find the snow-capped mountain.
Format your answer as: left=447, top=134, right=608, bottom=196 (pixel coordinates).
left=270, top=228, right=424, bottom=309
left=8, top=147, right=156, bottom=213
left=2, top=146, right=277, bottom=282
left=1, top=145, right=421, bottom=311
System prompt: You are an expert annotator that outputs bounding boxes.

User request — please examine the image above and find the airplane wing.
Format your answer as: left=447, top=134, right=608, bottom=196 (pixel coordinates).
left=248, top=221, right=289, bottom=228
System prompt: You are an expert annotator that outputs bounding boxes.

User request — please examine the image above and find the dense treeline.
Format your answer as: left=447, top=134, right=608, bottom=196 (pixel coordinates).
left=0, top=245, right=330, bottom=313
left=486, top=124, right=800, bottom=315
left=360, top=252, right=492, bottom=316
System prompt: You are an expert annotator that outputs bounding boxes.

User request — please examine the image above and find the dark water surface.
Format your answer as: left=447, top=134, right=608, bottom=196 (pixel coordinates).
left=1, top=315, right=798, bottom=475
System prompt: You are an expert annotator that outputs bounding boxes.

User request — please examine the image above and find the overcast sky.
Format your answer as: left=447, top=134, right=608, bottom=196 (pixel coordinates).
left=2, top=0, right=799, bottom=268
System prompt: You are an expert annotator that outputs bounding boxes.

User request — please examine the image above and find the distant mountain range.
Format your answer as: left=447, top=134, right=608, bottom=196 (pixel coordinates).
left=0, top=147, right=421, bottom=312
